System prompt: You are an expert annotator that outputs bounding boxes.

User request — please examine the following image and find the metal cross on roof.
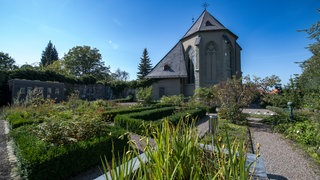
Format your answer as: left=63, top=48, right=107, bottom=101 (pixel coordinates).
left=203, top=2, right=209, bottom=10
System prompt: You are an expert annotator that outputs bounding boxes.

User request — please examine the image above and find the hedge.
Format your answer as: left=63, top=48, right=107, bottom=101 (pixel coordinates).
left=11, top=125, right=129, bottom=180
left=167, top=108, right=207, bottom=125
left=114, top=107, right=207, bottom=136
left=101, top=104, right=173, bottom=122
left=129, top=107, right=175, bottom=121
left=114, top=115, right=159, bottom=135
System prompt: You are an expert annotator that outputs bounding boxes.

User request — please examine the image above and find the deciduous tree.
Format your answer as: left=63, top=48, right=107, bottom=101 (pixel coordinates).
left=298, top=17, right=320, bottom=109
left=0, top=52, right=16, bottom=71
left=63, top=45, right=110, bottom=80
left=212, top=76, right=257, bottom=123
left=112, top=68, right=129, bottom=81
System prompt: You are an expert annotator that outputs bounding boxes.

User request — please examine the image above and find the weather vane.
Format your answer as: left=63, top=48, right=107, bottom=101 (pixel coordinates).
left=203, top=2, right=209, bottom=10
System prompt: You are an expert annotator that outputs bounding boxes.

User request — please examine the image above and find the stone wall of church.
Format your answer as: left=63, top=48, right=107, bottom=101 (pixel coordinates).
left=182, top=31, right=241, bottom=89
left=151, top=79, right=182, bottom=100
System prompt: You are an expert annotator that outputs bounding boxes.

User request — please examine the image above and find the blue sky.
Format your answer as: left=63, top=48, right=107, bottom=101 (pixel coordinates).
left=0, top=0, right=319, bottom=84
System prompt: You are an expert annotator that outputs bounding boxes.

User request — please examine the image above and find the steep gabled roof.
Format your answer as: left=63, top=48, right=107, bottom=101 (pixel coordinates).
left=145, top=42, right=187, bottom=78
left=183, top=10, right=228, bottom=38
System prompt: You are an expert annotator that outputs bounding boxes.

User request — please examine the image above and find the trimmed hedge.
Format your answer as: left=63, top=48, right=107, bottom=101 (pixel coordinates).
left=114, top=107, right=207, bottom=136
left=114, top=115, right=159, bottom=135
left=167, top=108, right=207, bottom=125
left=129, top=107, right=175, bottom=121
left=11, top=125, right=129, bottom=180
left=101, top=104, right=173, bottom=122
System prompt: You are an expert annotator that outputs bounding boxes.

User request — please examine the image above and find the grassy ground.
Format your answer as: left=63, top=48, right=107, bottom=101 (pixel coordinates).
left=201, top=119, right=249, bottom=151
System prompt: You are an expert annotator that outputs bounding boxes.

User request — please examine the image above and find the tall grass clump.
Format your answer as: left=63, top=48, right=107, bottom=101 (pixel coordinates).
left=103, top=119, right=255, bottom=179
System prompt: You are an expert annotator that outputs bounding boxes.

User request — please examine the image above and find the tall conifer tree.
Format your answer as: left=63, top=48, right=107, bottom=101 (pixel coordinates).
left=40, top=40, right=59, bottom=66
left=137, top=48, right=152, bottom=80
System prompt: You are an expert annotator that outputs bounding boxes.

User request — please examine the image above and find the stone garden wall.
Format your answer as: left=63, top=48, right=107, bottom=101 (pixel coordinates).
left=8, top=79, right=112, bottom=103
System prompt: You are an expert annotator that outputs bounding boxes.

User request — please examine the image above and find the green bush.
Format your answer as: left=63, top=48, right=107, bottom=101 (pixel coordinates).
left=101, top=106, right=158, bottom=122
left=129, top=107, right=175, bottom=121
left=160, top=94, right=184, bottom=106
left=114, top=115, right=159, bottom=135
left=167, top=108, right=207, bottom=125
left=136, top=86, right=153, bottom=104
left=11, top=125, right=129, bottom=180
left=285, top=121, right=320, bottom=146
left=6, top=111, right=42, bottom=128
left=114, top=107, right=207, bottom=135
left=113, top=107, right=175, bottom=135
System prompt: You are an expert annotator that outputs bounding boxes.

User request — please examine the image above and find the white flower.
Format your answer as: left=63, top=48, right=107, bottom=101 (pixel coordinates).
left=296, top=130, right=300, bottom=134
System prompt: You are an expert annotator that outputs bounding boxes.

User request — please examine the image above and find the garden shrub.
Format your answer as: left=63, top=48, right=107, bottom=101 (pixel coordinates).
left=101, top=104, right=173, bottom=122
left=167, top=108, right=207, bottom=125
left=129, top=107, right=175, bottom=121
left=114, top=107, right=207, bottom=135
left=6, top=111, right=42, bottom=128
left=11, top=125, right=129, bottom=180
left=136, top=86, right=153, bottom=104
left=263, top=107, right=320, bottom=163
left=114, top=115, right=159, bottom=135
left=101, top=106, right=158, bottom=122
left=160, top=94, right=184, bottom=106
left=285, top=121, right=320, bottom=146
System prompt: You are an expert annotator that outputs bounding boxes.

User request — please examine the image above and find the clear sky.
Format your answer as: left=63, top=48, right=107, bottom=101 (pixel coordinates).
left=0, top=0, right=319, bottom=84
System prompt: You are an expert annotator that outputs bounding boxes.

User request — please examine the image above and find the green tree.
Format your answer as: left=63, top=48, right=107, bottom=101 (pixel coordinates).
left=40, top=40, right=59, bottom=66
left=63, top=45, right=110, bottom=80
left=112, top=68, right=129, bottom=81
left=212, top=76, right=257, bottom=123
left=137, top=48, right=152, bottom=80
left=0, top=52, right=16, bottom=71
left=43, top=60, right=70, bottom=76
left=298, top=17, right=320, bottom=109
left=136, top=86, right=153, bottom=104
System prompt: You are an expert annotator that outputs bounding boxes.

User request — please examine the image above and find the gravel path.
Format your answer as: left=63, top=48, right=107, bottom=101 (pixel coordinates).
left=248, top=117, right=320, bottom=180
left=0, top=120, right=11, bottom=180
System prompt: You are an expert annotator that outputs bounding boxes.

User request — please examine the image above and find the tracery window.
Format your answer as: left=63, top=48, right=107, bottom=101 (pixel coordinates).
left=205, top=42, right=217, bottom=82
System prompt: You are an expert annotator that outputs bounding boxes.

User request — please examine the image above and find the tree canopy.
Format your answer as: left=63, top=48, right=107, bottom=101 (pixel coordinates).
left=298, top=17, right=320, bottom=108
left=63, top=45, right=110, bottom=80
left=112, top=68, right=129, bottom=81
left=137, top=48, right=152, bottom=80
left=40, top=40, right=59, bottom=67
left=0, top=52, right=16, bottom=71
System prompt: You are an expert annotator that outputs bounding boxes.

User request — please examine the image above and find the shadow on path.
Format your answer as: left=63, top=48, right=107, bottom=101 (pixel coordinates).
left=247, top=117, right=271, bottom=133
left=267, top=174, right=288, bottom=180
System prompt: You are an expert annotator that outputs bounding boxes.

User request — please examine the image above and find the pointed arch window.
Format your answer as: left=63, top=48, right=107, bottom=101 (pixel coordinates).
left=205, top=42, right=217, bottom=82
left=187, top=48, right=195, bottom=84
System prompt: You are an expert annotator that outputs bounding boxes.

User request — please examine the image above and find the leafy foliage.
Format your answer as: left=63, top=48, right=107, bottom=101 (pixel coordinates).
left=0, top=51, right=16, bottom=71
left=160, top=94, right=184, bottom=106
left=105, top=120, right=253, bottom=180
left=298, top=15, right=320, bottom=109
left=136, top=86, right=153, bottom=104
left=111, top=68, right=129, bottom=81
left=12, top=125, right=128, bottom=180
left=263, top=107, right=320, bottom=163
left=137, top=48, right=152, bottom=80
left=63, top=45, right=110, bottom=80
left=3, top=97, right=131, bottom=179
left=212, top=76, right=257, bottom=123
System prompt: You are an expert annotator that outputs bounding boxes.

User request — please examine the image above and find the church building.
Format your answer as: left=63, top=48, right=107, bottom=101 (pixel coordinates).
left=145, top=9, right=242, bottom=100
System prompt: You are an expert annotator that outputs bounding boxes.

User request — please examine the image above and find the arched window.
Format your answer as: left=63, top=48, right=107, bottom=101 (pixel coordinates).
left=224, top=39, right=233, bottom=78
left=205, top=42, right=217, bottom=82
left=186, top=47, right=195, bottom=84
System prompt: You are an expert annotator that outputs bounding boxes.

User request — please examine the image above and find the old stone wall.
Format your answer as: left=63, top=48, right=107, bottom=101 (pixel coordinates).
left=8, top=79, right=112, bottom=103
